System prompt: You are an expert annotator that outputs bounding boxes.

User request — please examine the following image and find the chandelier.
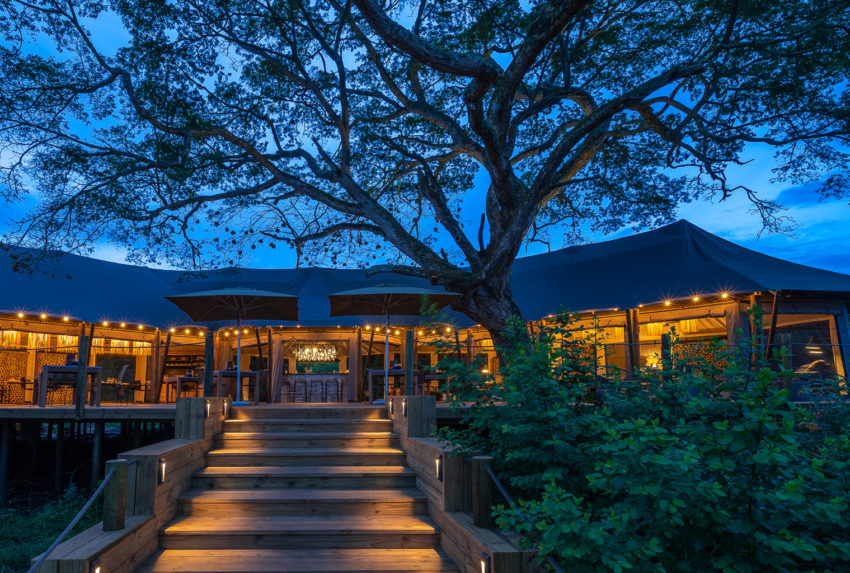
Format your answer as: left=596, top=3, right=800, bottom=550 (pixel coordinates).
left=293, top=343, right=338, bottom=362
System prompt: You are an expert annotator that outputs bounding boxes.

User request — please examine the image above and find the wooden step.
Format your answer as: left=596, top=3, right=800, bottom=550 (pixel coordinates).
left=177, top=488, right=428, bottom=517
left=231, top=405, right=386, bottom=420
left=215, top=432, right=399, bottom=449
left=160, top=515, right=440, bottom=549
left=138, top=548, right=457, bottom=572
left=206, top=448, right=406, bottom=467
left=224, top=419, right=394, bottom=433
left=192, top=466, right=417, bottom=489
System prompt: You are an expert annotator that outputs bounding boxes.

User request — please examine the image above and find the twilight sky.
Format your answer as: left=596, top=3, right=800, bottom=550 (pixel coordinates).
left=2, top=11, right=849, bottom=276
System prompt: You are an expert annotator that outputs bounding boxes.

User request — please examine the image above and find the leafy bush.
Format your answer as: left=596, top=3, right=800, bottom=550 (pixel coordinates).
left=0, top=484, right=102, bottom=573
left=435, top=313, right=850, bottom=571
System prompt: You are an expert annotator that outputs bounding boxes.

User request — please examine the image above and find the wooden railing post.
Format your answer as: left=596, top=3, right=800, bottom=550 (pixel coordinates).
left=405, top=395, right=436, bottom=438
left=103, top=459, right=127, bottom=531
left=471, top=456, right=496, bottom=528
left=175, top=397, right=207, bottom=440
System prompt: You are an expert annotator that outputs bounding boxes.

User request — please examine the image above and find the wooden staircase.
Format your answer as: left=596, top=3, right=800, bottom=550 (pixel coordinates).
left=138, top=405, right=457, bottom=572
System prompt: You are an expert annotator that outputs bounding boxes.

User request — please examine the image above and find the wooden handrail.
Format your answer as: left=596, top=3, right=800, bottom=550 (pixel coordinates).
left=28, top=467, right=116, bottom=573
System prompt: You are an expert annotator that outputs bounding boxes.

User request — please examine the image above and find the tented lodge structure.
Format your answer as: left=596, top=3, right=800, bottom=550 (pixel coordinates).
left=1, top=220, right=848, bottom=405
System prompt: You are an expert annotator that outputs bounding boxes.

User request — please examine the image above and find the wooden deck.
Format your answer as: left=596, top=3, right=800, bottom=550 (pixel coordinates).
left=0, top=404, right=176, bottom=421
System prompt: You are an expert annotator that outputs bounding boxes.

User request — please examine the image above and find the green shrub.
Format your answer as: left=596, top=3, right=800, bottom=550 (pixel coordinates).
left=435, top=313, right=850, bottom=571
left=0, top=484, right=102, bottom=573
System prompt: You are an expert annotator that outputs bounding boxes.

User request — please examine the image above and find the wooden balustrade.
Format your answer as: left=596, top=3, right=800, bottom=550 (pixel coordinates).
left=387, top=396, right=539, bottom=573
left=32, top=397, right=230, bottom=573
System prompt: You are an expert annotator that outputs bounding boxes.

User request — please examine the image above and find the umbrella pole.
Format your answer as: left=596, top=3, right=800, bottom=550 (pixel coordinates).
left=236, top=317, right=242, bottom=402
left=384, top=312, right=390, bottom=402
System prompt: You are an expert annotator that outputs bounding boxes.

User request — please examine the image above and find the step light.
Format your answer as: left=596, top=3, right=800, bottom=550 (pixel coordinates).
left=89, top=558, right=101, bottom=573
left=480, top=552, right=491, bottom=573
left=435, top=454, right=443, bottom=482
left=402, top=398, right=407, bottom=417
left=157, top=458, right=166, bottom=485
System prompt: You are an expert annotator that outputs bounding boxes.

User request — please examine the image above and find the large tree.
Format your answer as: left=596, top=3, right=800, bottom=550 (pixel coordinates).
left=0, top=0, right=848, bottom=346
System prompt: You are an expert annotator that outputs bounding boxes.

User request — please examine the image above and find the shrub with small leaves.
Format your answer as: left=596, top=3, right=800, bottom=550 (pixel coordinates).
left=436, top=312, right=850, bottom=571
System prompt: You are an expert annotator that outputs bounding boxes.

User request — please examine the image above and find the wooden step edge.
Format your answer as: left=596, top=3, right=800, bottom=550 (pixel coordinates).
left=137, top=548, right=458, bottom=572
left=195, top=466, right=416, bottom=476
left=206, top=447, right=405, bottom=455
left=217, top=432, right=399, bottom=438
left=179, top=488, right=427, bottom=502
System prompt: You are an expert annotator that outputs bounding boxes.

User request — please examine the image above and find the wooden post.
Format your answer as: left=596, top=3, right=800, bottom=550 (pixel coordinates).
left=623, top=309, right=640, bottom=378
left=90, top=422, right=104, bottom=491
left=75, top=323, right=90, bottom=419
left=204, top=330, right=215, bottom=397
left=764, top=290, right=782, bottom=362
left=0, top=422, right=9, bottom=503
left=348, top=330, right=361, bottom=402
left=54, top=423, right=64, bottom=494
left=750, top=293, right=764, bottom=366
left=471, top=456, right=496, bottom=528
left=364, top=327, right=375, bottom=402
left=454, top=331, right=462, bottom=361
left=405, top=395, right=436, bottom=438
left=154, top=331, right=172, bottom=404
left=254, top=327, right=264, bottom=371
left=103, top=459, right=127, bottom=531
left=404, top=330, right=415, bottom=395
left=175, top=397, right=206, bottom=440
left=266, top=328, right=273, bottom=403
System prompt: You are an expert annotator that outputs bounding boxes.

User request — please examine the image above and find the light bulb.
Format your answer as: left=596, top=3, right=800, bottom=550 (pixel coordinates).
left=120, top=322, right=126, bottom=328
left=40, top=313, right=46, bottom=319
left=16, top=312, right=23, bottom=318
left=664, top=301, right=671, bottom=307
left=63, top=316, right=69, bottom=322
left=102, top=321, right=108, bottom=327
left=721, top=292, right=729, bottom=299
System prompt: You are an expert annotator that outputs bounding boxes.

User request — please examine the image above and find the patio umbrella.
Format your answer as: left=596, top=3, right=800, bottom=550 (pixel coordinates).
left=328, top=284, right=459, bottom=403
left=165, top=287, right=299, bottom=403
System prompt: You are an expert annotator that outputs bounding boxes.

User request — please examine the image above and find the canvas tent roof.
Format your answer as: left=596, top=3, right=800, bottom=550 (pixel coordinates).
left=1, top=220, right=848, bottom=328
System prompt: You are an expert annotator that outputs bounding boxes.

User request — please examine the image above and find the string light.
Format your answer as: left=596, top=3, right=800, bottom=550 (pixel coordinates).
left=721, top=292, right=729, bottom=299
left=394, top=329, right=400, bottom=335
left=169, top=328, right=176, bottom=333
left=40, top=313, right=46, bottom=319
left=16, top=312, right=23, bottom=318
left=102, top=321, right=108, bottom=327
left=120, top=322, right=126, bottom=328
left=664, top=300, right=671, bottom=307
left=445, top=327, right=452, bottom=333
left=63, top=316, right=70, bottom=322
left=185, top=328, right=190, bottom=334
left=692, top=296, right=700, bottom=302
left=418, top=330, right=424, bottom=336
left=224, top=332, right=230, bottom=337
left=138, top=325, right=143, bottom=330
left=365, top=325, right=371, bottom=330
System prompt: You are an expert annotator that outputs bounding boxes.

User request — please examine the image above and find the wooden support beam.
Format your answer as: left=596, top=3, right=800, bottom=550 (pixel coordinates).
left=0, top=422, right=9, bottom=503
left=267, top=328, right=273, bottom=403
left=90, top=421, right=104, bottom=491
left=623, top=308, right=640, bottom=378
left=154, top=332, right=172, bottom=404
left=203, top=330, right=214, bottom=397
left=103, top=459, right=127, bottom=531
left=764, top=291, right=782, bottom=362
left=471, top=456, right=496, bottom=528
left=75, top=323, right=90, bottom=419
left=750, top=293, right=764, bottom=366
left=54, top=423, right=64, bottom=494
left=404, top=330, right=415, bottom=395
left=364, top=328, right=375, bottom=402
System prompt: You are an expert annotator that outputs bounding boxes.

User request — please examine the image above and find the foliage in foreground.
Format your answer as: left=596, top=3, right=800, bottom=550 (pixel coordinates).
left=435, top=314, right=850, bottom=572
left=0, top=484, right=101, bottom=573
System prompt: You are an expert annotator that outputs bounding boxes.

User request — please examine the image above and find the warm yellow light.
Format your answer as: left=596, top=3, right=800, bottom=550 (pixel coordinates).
left=169, top=328, right=176, bottom=333
left=16, top=312, right=23, bottom=318
left=394, top=329, right=400, bottom=335
left=721, top=292, right=729, bottom=299
left=224, top=332, right=230, bottom=337
left=431, top=330, right=436, bottom=334
left=692, top=296, right=700, bottom=302
left=102, top=321, right=108, bottom=326
left=638, top=304, right=644, bottom=308
left=63, top=316, right=69, bottom=322
left=40, top=313, right=46, bottom=319
left=418, top=330, right=423, bottom=336
left=481, top=368, right=490, bottom=374
left=365, top=325, right=371, bottom=330
left=138, top=325, right=143, bottom=330
left=120, top=322, right=126, bottom=328
left=664, top=300, right=671, bottom=307
left=337, top=325, right=341, bottom=328
left=185, top=328, right=190, bottom=334
left=445, top=327, right=451, bottom=333
left=243, top=329, right=248, bottom=334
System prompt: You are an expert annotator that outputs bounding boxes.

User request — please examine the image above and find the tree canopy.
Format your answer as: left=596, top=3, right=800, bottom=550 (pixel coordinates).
left=0, top=0, right=848, bottom=340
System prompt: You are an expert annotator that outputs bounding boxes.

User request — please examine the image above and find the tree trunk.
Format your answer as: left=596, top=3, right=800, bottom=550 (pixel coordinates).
left=452, top=276, right=528, bottom=357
